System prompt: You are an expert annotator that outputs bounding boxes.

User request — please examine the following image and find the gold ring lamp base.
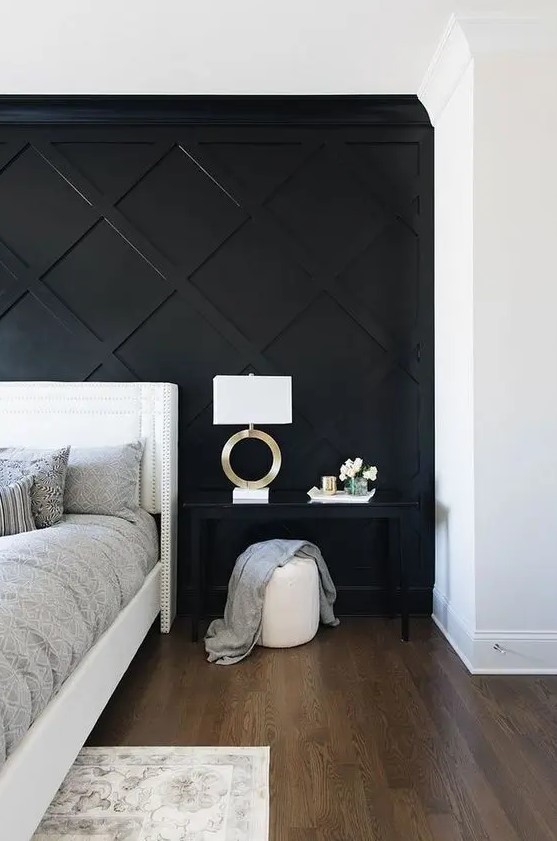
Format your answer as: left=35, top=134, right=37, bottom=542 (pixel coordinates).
left=221, top=424, right=281, bottom=503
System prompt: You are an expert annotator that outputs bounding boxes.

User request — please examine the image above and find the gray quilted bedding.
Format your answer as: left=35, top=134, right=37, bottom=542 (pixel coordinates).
left=0, top=509, right=159, bottom=766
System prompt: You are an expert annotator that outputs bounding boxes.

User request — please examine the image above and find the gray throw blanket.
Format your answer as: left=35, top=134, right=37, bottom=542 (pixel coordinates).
left=205, top=539, right=339, bottom=665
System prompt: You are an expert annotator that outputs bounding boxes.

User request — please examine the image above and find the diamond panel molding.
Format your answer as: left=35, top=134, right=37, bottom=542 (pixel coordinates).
left=43, top=221, right=172, bottom=343
left=0, top=98, right=433, bottom=614
left=0, top=293, right=98, bottom=381
left=267, top=147, right=387, bottom=274
left=0, top=146, right=96, bottom=269
left=117, top=146, right=247, bottom=271
left=53, top=141, right=160, bottom=197
left=190, top=221, right=314, bottom=346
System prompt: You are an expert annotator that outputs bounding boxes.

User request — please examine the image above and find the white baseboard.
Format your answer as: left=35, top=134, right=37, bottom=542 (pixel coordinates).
left=432, top=588, right=475, bottom=671
left=432, top=588, right=557, bottom=674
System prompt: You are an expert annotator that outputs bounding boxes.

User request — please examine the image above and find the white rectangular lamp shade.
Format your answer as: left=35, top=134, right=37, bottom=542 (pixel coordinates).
left=213, top=375, right=292, bottom=425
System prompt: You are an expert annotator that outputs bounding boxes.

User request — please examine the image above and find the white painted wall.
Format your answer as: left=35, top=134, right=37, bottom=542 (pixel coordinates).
left=433, top=60, right=476, bottom=644
left=423, top=12, right=557, bottom=671
left=473, top=49, right=557, bottom=634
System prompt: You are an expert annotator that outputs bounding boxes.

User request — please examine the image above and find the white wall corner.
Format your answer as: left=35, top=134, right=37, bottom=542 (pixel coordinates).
left=418, top=15, right=472, bottom=125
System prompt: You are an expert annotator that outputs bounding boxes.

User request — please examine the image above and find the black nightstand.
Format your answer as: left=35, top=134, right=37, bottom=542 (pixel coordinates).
left=183, top=491, right=419, bottom=643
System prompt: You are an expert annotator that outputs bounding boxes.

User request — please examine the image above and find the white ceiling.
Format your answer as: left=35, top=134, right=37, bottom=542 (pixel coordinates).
left=3, top=0, right=453, bottom=95
left=3, top=0, right=554, bottom=96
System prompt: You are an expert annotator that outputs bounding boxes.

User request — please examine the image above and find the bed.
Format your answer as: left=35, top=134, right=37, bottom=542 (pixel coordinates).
left=0, top=381, right=178, bottom=841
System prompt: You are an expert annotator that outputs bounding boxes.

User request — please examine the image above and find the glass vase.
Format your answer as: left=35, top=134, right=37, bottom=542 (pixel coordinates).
left=344, top=476, right=368, bottom=496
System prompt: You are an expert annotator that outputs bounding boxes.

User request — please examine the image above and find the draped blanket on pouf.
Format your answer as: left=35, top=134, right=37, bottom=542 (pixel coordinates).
left=204, top=539, right=339, bottom=665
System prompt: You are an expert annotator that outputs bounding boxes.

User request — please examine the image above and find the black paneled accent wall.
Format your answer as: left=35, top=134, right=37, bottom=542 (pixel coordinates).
left=0, top=97, right=434, bottom=616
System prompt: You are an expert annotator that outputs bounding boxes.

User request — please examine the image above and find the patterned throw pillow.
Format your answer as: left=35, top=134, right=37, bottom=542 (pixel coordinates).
left=64, top=441, right=144, bottom=522
left=0, top=476, right=36, bottom=536
left=0, top=446, right=70, bottom=528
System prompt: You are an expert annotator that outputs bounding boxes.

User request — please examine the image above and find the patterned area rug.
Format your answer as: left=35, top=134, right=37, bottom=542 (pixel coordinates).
left=33, top=746, right=269, bottom=841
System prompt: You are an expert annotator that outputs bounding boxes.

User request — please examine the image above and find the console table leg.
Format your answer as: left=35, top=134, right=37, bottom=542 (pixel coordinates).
left=399, top=516, right=409, bottom=641
left=387, top=518, right=399, bottom=619
left=190, top=516, right=201, bottom=643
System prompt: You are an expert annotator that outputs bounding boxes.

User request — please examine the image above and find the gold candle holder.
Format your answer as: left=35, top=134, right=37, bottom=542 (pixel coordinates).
left=321, top=475, right=337, bottom=495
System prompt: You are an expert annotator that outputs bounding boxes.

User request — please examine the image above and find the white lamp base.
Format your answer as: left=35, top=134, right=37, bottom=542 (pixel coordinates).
left=232, top=487, right=269, bottom=504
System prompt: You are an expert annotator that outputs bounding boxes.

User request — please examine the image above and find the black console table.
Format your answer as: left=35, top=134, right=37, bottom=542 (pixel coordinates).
left=183, top=494, right=419, bottom=644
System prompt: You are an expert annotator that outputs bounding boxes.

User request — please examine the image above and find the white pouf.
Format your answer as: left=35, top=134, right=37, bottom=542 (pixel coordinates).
left=258, top=554, right=320, bottom=648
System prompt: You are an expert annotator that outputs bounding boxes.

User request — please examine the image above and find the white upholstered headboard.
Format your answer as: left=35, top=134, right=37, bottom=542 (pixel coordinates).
left=0, top=381, right=178, bottom=632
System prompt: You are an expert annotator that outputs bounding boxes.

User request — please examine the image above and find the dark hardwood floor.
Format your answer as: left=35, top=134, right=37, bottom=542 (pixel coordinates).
left=88, top=619, right=557, bottom=841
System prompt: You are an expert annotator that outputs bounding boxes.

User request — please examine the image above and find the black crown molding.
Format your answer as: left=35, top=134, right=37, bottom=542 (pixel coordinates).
left=0, top=95, right=431, bottom=126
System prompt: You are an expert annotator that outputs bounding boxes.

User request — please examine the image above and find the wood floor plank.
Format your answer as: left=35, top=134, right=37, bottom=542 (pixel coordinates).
left=399, top=634, right=524, bottom=841
left=428, top=812, right=465, bottom=841
left=437, top=648, right=557, bottom=841
left=88, top=618, right=557, bottom=841
left=391, top=788, right=437, bottom=841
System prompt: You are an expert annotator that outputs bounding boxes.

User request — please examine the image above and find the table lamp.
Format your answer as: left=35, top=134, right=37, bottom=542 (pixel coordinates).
left=213, top=373, right=292, bottom=503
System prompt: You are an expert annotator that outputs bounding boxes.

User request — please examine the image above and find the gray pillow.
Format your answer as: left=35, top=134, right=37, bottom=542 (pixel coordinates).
left=0, top=446, right=70, bottom=528
left=64, top=441, right=144, bottom=522
left=0, top=476, right=36, bottom=536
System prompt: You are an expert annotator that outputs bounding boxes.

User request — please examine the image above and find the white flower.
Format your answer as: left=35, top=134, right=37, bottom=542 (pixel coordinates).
left=340, top=460, right=351, bottom=480
left=344, top=466, right=355, bottom=479
left=353, top=457, right=363, bottom=472
left=363, top=466, right=378, bottom=481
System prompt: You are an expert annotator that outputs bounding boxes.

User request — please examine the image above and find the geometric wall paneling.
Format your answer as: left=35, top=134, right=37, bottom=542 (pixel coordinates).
left=0, top=141, right=27, bottom=172
left=0, top=261, right=21, bottom=314
left=0, top=260, right=14, bottom=294
left=53, top=141, right=164, bottom=200
left=116, top=146, right=248, bottom=273
left=190, top=220, right=315, bottom=347
left=333, top=365, right=420, bottom=486
left=199, top=142, right=313, bottom=203
left=266, top=145, right=389, bottom=275
left=86, top=359, right=139, bottom=383
left=190, top=142, right=325, bottom=290
left=0, top=146, right=97, bottom=270
left=0, top=291, right=100, bottom=381
left=0, top=96, right=434, bottom=616
left=43, top=220, right=173, bottom=343
left=344, top=139, right=420, bottom=207
left=348, top=142, right=421, bottom=197
left=338, top=219, right=419, bottom=342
